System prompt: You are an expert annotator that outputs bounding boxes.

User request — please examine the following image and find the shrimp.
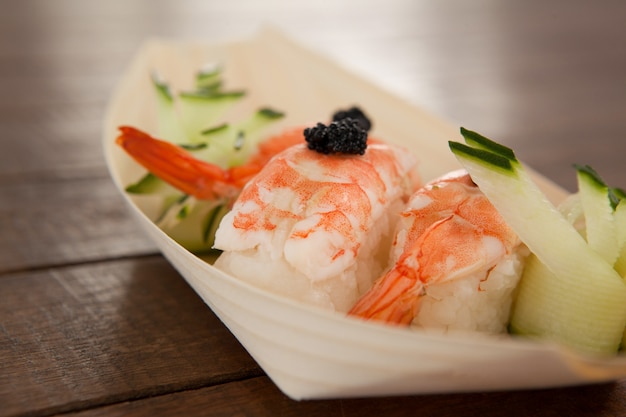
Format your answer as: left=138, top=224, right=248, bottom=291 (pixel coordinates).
left=213, top=141, right=419, bottom=311
left=115, top=125, right=305, bottom=200
left=348, top=169, right=522, bottom=327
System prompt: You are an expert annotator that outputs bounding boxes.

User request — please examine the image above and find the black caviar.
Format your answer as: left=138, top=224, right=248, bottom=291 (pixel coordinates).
left=332, top=106, right=372, bottom=132
left=304, top=118, right=368, bottom=155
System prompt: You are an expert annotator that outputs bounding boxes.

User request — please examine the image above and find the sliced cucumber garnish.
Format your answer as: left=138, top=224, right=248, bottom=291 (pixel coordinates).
left=125, top=173, right=168, bottom=194
left=575, top=164, right=619, bottom=264
left=124, top=66, right=286, bottom=254
left=450, top=128, right=626, bottom=355
left=195, top=64, right=223, bottom=91
left=178, top=90, right=246, bottom=143
left=151, top=72, right=188, bottom=144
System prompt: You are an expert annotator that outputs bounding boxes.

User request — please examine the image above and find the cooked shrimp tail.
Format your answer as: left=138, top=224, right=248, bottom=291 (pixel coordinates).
left=348, top=264, right=423, bottom=324
left=116, top=126, right=304, bottom=200
left=116, top=126, right=236, bottom=199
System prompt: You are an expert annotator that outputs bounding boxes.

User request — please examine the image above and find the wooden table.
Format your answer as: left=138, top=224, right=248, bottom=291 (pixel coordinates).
left=2, top=1, right=625, bottom=416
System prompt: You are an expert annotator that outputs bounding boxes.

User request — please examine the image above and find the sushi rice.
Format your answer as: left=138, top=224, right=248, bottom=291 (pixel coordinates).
left=214, top=142, right=419, bottom=313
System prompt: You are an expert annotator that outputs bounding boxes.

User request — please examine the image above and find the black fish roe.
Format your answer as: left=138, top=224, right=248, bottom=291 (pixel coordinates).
left=332, top=106, right=372, bottom=132
left=304, top=119, right=368, bottom=155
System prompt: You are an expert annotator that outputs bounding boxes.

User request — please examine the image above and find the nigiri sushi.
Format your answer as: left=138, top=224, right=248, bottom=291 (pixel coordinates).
left=213, top=118, right=420, bottom=312
left=349, top=170, right=526, bottom=334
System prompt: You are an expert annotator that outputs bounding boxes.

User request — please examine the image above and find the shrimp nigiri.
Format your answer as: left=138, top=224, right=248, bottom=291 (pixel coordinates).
left=349, top=170, right=526, bottom=334
left=115, top=108, right=370, bottom=250
left=213, top=119, right=420, bottom=311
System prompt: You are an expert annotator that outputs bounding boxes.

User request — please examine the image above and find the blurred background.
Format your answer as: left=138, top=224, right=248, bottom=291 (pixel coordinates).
left=2, top=0, right=625, bottom=192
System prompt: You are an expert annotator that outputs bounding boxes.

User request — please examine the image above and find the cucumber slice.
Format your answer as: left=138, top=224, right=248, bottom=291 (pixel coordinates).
left=151, top=72, right=187, bottom=144
left=557, top=193, right=585, bottom=231
left=195, top=64, right=223, bottom=91
left=202, top=203, right=230, bottom=248
left=157, top=196, right=229, bottom=253
left=225, top=107, right=285, bottom=166
left=191, top=107, right=286, bottom=168
left=178, top=90, right=246, bottom=143
left=155, top=193, right=189, bottom=224
left=459, top=127, right=517, bottom=160
left=125, top=173, right=168, bottom=194
left=126, top=68, right=285, bottom=254
left=449, top=129, right=626, bottom=355
left=614, top=199, right=626, bottom=276
left=575, top=165, right=619, bottom=264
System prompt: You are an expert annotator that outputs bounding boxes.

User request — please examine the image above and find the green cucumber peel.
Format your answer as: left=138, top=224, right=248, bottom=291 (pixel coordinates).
left=125, top=173, right=168, bottom=194
left=614, top=199, right=626, bottom=277
left=202, top=203, right=230, bottom=247
left=448, top=141, right=514, bottom=173
left=459, top=127, right=517, bottom=161
left=194, top=107, right=286, bottom=167
left=610, top=187, right=626, bottom=211
left=194, top=66, right=232, bottom=95
left=156, top=197, right=229, bottom=253
left=179, top=90, right=246, bottom=101
left=155, top=194, right=190, bottom=224
left=150, top=67, right=246, bottom=144
left=177, top=206, right=189, bottom=220
left=195, top=65, right=223, bottom=91
left=225, top=107, right=286, bottom=166
left=151, top=71, right=174, bottom=103
left=178, top=91, right=246, bottom=143
left=576, top=164, right=619, bottom=264
left=196, top=82, right=223, bottom=94
left=258, top=107, right=286, bottom=120
left=200, top=123, right=229, bottom=136
left=573, top=164, right=624, bottom=209
left=450, top=127, right=626, bottom=355
left=574, top=164, right=605, bottom=187
left=151, top=72, right=187, bottom=144
left=179, top=143, right=208, bottom=151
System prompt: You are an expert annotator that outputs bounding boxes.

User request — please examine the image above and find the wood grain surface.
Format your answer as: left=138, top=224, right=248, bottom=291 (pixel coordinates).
left=1, top=1, right=625, bottom=416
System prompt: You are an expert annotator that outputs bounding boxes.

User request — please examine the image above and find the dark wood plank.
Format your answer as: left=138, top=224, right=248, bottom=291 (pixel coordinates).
left=64, top=377, right=337, bottom=417
left=0, top=104, right=108, bottom=177
left=63, top=376, right=626, bottom=417
left=0, top=176, right=156, bottom=274
left=0, top=257, right=261, bottom=417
